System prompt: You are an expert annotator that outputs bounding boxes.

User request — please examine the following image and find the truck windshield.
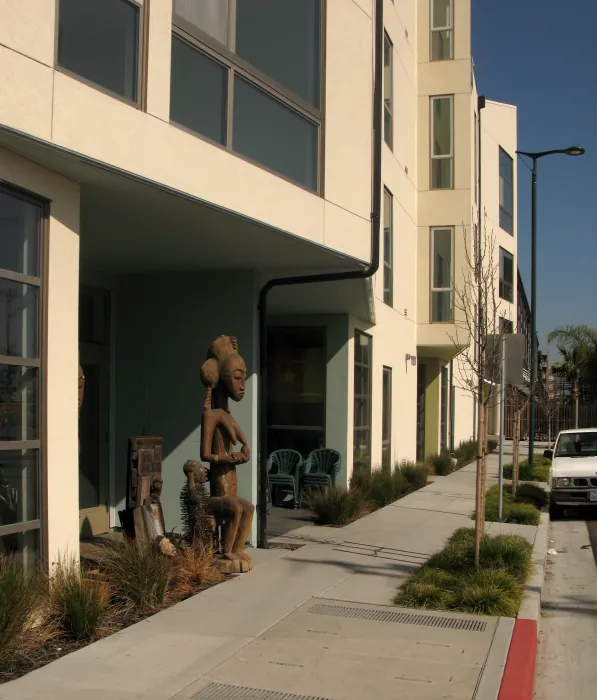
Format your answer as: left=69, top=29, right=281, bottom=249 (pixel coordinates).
left=555, top=432, right=597, bottom=457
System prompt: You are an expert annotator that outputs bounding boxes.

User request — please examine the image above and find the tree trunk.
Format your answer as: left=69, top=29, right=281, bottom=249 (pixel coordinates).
left=512, top=409, right=520, bottom=496
left=480, top=403, right=489, bottom=516
left=474, top=397, right=486, bottom=568
left=573, top=379, right=580, bottom=428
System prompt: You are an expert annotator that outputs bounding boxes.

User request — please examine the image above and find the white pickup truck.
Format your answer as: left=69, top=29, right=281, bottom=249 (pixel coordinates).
left=546, top=428, right=597, bottom=517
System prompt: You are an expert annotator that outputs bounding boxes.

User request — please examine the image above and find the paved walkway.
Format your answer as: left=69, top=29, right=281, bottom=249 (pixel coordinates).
left=1, top=450, right=538, bottom=700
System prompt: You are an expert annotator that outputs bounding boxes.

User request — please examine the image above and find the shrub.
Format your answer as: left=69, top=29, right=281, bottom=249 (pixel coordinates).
left=308, top=486, right=372, bottom=526
left=454, top=439, right=477, bottom=465
left=50, top=557, right=108, bottom=641
left=171, top=544, right=223, bottom=599
left=399, top=462, right=429, bottom=492
left=483, top=485, right=541, bottom=526
left=516, top=483, right=548, bottom=508
left=100, top=539, right=172, bottom=615
left=427, top=451, right=454, bottom=476
left=0, top=557, right=49, bottom=673
left=503, top=457, right=551, bottom=483
left=394, top=528, right=532, bottom=616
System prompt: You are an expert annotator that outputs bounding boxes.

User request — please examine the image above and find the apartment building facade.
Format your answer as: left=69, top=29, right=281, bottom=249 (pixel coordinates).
left=0, top=0, right=518, bottom=567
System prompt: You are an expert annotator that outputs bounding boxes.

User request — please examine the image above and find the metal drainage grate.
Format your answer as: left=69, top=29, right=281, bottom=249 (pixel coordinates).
left=307, top=603, right=487, bottom=632
left=189, top=683, right=332, bottom=700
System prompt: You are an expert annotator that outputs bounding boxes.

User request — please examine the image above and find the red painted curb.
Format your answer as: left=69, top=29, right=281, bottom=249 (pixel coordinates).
left=498, top=619, right=538, bottom=700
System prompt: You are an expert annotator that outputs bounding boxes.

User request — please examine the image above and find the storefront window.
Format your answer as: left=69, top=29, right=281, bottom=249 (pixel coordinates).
left=0, top=186, right=44, bottom=568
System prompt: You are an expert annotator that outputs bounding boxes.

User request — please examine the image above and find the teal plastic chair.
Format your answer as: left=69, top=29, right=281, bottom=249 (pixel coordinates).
left=267, top=449, right=303, bottom=509
left=301, top=448, right=341, bottom=503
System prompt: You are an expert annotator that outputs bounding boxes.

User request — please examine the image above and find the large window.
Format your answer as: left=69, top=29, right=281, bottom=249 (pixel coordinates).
left=431, top=96, right=453, bottom=189
left=0, top=186, right=45, bottom=568
left=266, top=327, right=326, bottom=458
left=383, top=188, right=393, bottom=306
left=383, top=32, right=393, bottom=150
left=57, top=0, right=143, bottom=103
left=354, top=332, right=372, bottom=475
left=382, top=367, right=392, bottom=470
left=431, top=0, right=453, bottom=61
left=171, top=0, right=322, bottom=192
left=499, top=147, right=514, bottom=234
left=499, top=248, right=514, bottom=302
left=431, top=227, right=453, bottom=322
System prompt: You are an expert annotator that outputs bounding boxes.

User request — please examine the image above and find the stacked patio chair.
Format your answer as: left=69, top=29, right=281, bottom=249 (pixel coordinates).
left=300, top=448, right=341, bottom=505
left=267, top=449, right=303, bottom=509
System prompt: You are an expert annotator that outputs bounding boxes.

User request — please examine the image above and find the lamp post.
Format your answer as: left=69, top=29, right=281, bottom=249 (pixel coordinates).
left=516, top=146, right=585, bottom=468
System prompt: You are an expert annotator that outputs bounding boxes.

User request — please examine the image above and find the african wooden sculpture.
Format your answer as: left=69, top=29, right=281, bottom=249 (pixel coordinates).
left=197, top=335, right=254, bottom=573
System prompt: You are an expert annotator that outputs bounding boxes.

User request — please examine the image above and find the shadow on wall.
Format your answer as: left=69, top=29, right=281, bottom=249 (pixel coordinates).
left=114, top=271, right=257, bottom=531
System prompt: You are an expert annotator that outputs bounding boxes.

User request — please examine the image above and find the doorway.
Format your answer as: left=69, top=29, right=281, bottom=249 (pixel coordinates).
left=78, top=287, right=110, bottom=537
left=416, top=364, right=426, bottom=462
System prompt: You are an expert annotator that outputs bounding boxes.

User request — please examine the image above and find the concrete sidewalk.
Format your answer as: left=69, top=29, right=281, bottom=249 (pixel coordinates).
left=0, top=450, right=539, bottom=700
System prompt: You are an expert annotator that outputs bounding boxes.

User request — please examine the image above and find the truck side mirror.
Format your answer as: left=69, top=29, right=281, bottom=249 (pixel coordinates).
left=543, top=449, right=553, bottom=460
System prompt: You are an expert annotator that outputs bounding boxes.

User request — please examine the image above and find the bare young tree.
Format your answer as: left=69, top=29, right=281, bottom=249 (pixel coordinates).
left=507, top=384, right=531, bottom=495
left=449, top=215, right=511, bottom=567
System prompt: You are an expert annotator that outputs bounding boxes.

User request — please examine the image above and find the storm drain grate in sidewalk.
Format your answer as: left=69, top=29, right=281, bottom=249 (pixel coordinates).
left=189, top=683, right=332, bottom=700
left=307, top=603, right=487, bottom=632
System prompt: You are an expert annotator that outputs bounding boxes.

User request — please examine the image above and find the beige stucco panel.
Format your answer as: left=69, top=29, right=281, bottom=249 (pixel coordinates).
left=384, top=0, right=416, bottom=86
left=0, top=45, right=54, bottom=140
left=51, top=73, right=326, bottom=248
left=324, top=0, right=372, bottom=221
left=324, top=201, right=370, bottom=263
left=0, top=147, right=80, bottom=567
left=0, top=0, right=56, bottom=67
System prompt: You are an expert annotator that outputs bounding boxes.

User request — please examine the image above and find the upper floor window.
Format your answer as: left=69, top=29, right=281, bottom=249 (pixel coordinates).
left=499, top=147, right=514, bottom=234
left=499, top=248, right=514, bottom=302
left=431, top=0, right=453, bottom=61
left=431, top=227, right=453, bottom=322
left=500, top=317, right=514, bottom=334
left=383, top=32, right=393, bottom=150
left=431, top=96, right=453, bottom=189
left=57, top=0, right=143, bottom=103
left=383, top=188, right=393, bottom=306
left=171, top=0, right=322, bottom=192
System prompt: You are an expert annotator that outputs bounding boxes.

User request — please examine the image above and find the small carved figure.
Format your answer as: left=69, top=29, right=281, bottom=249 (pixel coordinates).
left=149, top=477, right=163, bottom=505
left=199, top=335, right=254, bottom=568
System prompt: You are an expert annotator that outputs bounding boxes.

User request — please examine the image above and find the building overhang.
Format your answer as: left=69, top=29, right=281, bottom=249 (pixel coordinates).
left=417, top=324, right=471, bottom=363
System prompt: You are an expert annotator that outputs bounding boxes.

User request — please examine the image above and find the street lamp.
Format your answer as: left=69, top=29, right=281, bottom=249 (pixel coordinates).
left=516, top=146, right=585, bottom=468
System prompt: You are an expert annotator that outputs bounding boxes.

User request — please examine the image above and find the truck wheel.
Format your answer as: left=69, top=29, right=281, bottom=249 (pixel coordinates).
left=550, top=502, right=563, bottom=519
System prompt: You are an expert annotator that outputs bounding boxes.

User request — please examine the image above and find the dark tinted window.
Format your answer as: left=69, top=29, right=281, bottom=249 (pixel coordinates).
left=233, top=77, right=318, bottom=190
left=170, top=37, right=228, bottom=145
left=58, top=0, right=140, bottom=101
left=236, top=0, right=321, bottom=107
left=0, top=191, right=40, bottom=276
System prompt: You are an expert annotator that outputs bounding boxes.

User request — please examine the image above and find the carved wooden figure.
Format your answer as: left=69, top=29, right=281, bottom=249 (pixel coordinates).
left=199, top=335, right=254, bottom=573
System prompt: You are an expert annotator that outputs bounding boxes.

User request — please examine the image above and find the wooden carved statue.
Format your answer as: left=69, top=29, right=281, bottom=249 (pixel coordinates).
left=192, top=335, right=254, bottom=573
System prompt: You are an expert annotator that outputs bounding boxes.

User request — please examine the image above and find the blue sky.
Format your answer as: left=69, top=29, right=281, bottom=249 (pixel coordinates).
left=472, top=0, right=596, bottom=360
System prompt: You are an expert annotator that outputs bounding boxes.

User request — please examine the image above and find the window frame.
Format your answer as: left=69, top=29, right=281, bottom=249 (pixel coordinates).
left=383, top=31, right=393, bottom=150
left=383, top=187, right=394, bottom=307
left=430, top=0, right=454, bottom=61
left=353, top=331, right=372, bottom=475
left=499, top=247, right=514, bottom=302
left=430, top=226, right=454, bottom=323
left=382, top=366, right=392, bottom=470
left=170, top=0, right=325, bottom=195
left=499, top=146, right=514, bottom=235
left=0, top=181, right=48, bottom=567
left=55, top=0, right=148, bottom=109
left=430, top=95, right=454, bottom=190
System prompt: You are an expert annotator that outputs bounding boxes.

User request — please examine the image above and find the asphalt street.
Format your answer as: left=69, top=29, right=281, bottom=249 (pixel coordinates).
left=534, top=508, right=597, bottom=699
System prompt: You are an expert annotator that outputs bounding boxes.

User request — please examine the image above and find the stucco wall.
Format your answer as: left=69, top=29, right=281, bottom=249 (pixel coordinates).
left=114, top=271, right=258, bottom=544
left=0, top=146, right=81, bottom=566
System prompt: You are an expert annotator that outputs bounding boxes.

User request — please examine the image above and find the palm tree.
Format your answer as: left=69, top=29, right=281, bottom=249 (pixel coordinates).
left=548, top=325, right=597, bottom=428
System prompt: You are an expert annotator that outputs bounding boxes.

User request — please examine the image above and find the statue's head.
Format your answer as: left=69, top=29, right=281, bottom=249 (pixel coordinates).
left=183, top=460, right=208, bottom=486
left=201, top=335, right=247, bottom=403
left=152, top=477, right=163, bottom=494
